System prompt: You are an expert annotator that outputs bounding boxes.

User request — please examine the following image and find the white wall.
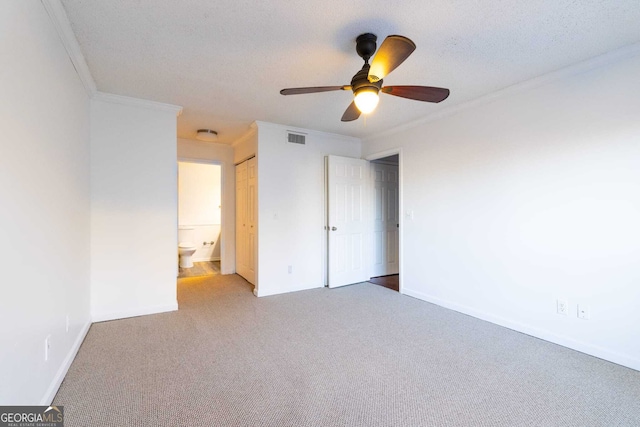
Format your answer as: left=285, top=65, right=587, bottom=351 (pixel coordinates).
left=90, top=94, right=181, bottom=322
left=178, top=162, right=222, bottom=261
left=178, top=138, right=235, bottom=273
left=0, top=2, right=91, bottom=404
left=256, top=122, right=361, bottom=296
left=178, top=162, right=221, bottom=224
left=363, top=48, right=640, bottom=370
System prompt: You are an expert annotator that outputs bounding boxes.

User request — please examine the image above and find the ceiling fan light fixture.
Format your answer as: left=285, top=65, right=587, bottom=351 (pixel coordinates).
left=196, top=129, right=218, bottom=142
left=353, top=87, right=379, bottom=114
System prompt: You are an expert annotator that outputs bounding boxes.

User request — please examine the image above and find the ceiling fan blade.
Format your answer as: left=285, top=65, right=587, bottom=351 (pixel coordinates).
left=280, top=86, right=350, bottom=95
left=368, top=35, right=416, bottom=82
left=341, top=101, right=361, bottom=122
left=381, top=86, right=450, bottom=102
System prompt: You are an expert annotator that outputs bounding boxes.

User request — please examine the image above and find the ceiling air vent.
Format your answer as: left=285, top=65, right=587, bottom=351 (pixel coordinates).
left=287, top=132, right=306, bottom=145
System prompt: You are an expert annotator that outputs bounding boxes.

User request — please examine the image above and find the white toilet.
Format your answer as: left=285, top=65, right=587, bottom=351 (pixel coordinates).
left=178, top=227, right=197, bottom=268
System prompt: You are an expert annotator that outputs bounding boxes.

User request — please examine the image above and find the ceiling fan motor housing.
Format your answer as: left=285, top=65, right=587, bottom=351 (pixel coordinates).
left=356, top=33, right=377, bottom=62
left=351, top=63, right=383, bottom=96
left=354, top=34, right=382, bottom=97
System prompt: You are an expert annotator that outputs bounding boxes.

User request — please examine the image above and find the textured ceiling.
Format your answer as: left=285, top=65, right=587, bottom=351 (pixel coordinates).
left=60, top=0, right=640, bottom=144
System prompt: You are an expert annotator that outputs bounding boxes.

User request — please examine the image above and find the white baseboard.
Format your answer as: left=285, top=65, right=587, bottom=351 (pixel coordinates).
left=257, top=282, right=323, bottom=298
left=403, top=288, right=640, bottom=372
left=40, top=320, right=91, bottom=405
left=92, top=302, right=178, bottom=323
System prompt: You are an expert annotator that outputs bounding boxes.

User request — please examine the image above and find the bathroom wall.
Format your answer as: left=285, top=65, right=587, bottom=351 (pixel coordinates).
left=178, top=161, right=222, bottom=262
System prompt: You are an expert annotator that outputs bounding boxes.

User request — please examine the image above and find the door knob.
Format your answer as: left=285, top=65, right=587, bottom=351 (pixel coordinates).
left=331, top=226, right=337, bottom=231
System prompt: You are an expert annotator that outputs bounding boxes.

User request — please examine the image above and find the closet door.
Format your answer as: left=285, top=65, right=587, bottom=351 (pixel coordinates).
left=245, top=157, right=257, bottom=284
left=235, top=161, right=248, bottom=279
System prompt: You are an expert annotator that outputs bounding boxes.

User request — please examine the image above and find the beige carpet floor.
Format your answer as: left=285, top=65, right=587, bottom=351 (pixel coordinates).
left=53, top=274, right=640, bottom=426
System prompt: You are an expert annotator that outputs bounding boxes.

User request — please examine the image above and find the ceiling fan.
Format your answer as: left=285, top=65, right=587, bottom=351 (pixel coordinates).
left=280, top=33, right=450, bottom=122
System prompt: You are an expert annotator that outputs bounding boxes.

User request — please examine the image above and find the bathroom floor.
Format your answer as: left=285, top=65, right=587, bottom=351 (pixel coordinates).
left=178, top=261, right=221, bottom=279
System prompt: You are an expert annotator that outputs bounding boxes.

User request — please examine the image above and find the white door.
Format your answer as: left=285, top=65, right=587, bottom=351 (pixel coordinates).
left=371, top=162, right=399, bottom=277
left=246, top=157, right=257, bottom=284
left=326, top=155, right=369, bottom=288
left=235, top=158, right=256, bottom=285
left=235, top=161, right=248, bottom=279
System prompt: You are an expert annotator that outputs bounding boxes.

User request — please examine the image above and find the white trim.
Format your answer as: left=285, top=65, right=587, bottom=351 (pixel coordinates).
left=231, top=127, right=257, bottom=148
left=40, top=319, right=91, bottom=405
left=177, top=157, right=223, bottom=167
left=92, top=92, right=183, bottom=116
left=40, top=2, right=185, bottom=117
left=256, top=282, right=323, bottom=298
left=41, top=0, right=97, bottom=96
left=364, top=147, right=402, bottom=162
left=364, top=42, right=640, bottom=143
left=91, top=302, right=178, bottom=323
left=403, top=288, right=640, bottom=372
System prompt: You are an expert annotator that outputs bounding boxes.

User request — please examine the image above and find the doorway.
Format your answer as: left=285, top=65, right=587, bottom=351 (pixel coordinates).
left=369, top=154, right=400, bottom=292
left=177, top=160, right=223, bottom=279
left=325, top=151, right=402, bottom=292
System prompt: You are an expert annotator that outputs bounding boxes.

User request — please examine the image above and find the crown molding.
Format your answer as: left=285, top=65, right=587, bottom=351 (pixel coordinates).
left=41, top=1, right=183, bottom=117
left=93, top=92, right=183, bottom=116
left=231, top=126, right=257, bottom=148
left=364, top=42, right=640, bottom=143
left=41, top=0, right=97, bottom=96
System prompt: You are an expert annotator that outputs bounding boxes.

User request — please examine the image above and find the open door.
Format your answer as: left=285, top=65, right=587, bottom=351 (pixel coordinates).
left=326, top=155, right=369, bottom=288
left=371, top=161, right=399, bottom=277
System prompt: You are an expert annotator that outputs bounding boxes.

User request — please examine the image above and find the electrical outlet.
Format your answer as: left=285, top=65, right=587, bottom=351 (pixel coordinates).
left=45, top=335, right=51, bottom=362
left=578, top=304, right=590, bottom=320
left=557, top=299, right=568, bottom=315
left=287, top=265, right=293, bottom=274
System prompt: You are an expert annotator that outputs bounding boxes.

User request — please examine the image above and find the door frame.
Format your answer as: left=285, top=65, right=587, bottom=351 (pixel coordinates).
left=177, top=157, right=227, bottom=274
left=364, top=148, right=403, bottom=294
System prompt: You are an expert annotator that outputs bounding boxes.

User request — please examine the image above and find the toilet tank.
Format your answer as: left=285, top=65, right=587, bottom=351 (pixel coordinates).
left=178, top=227, right=195, bottom=244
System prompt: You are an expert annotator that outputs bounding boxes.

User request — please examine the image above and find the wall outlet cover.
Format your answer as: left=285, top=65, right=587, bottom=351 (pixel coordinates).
left=557, top=299, right=568, bottom=315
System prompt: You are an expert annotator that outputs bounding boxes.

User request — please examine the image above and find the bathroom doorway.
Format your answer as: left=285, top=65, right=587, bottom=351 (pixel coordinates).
left=177, top=160, right=223, bottom=279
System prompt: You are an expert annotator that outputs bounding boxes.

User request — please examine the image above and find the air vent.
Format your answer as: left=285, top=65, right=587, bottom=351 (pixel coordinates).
left=287, top=132, right=306, bottom=145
